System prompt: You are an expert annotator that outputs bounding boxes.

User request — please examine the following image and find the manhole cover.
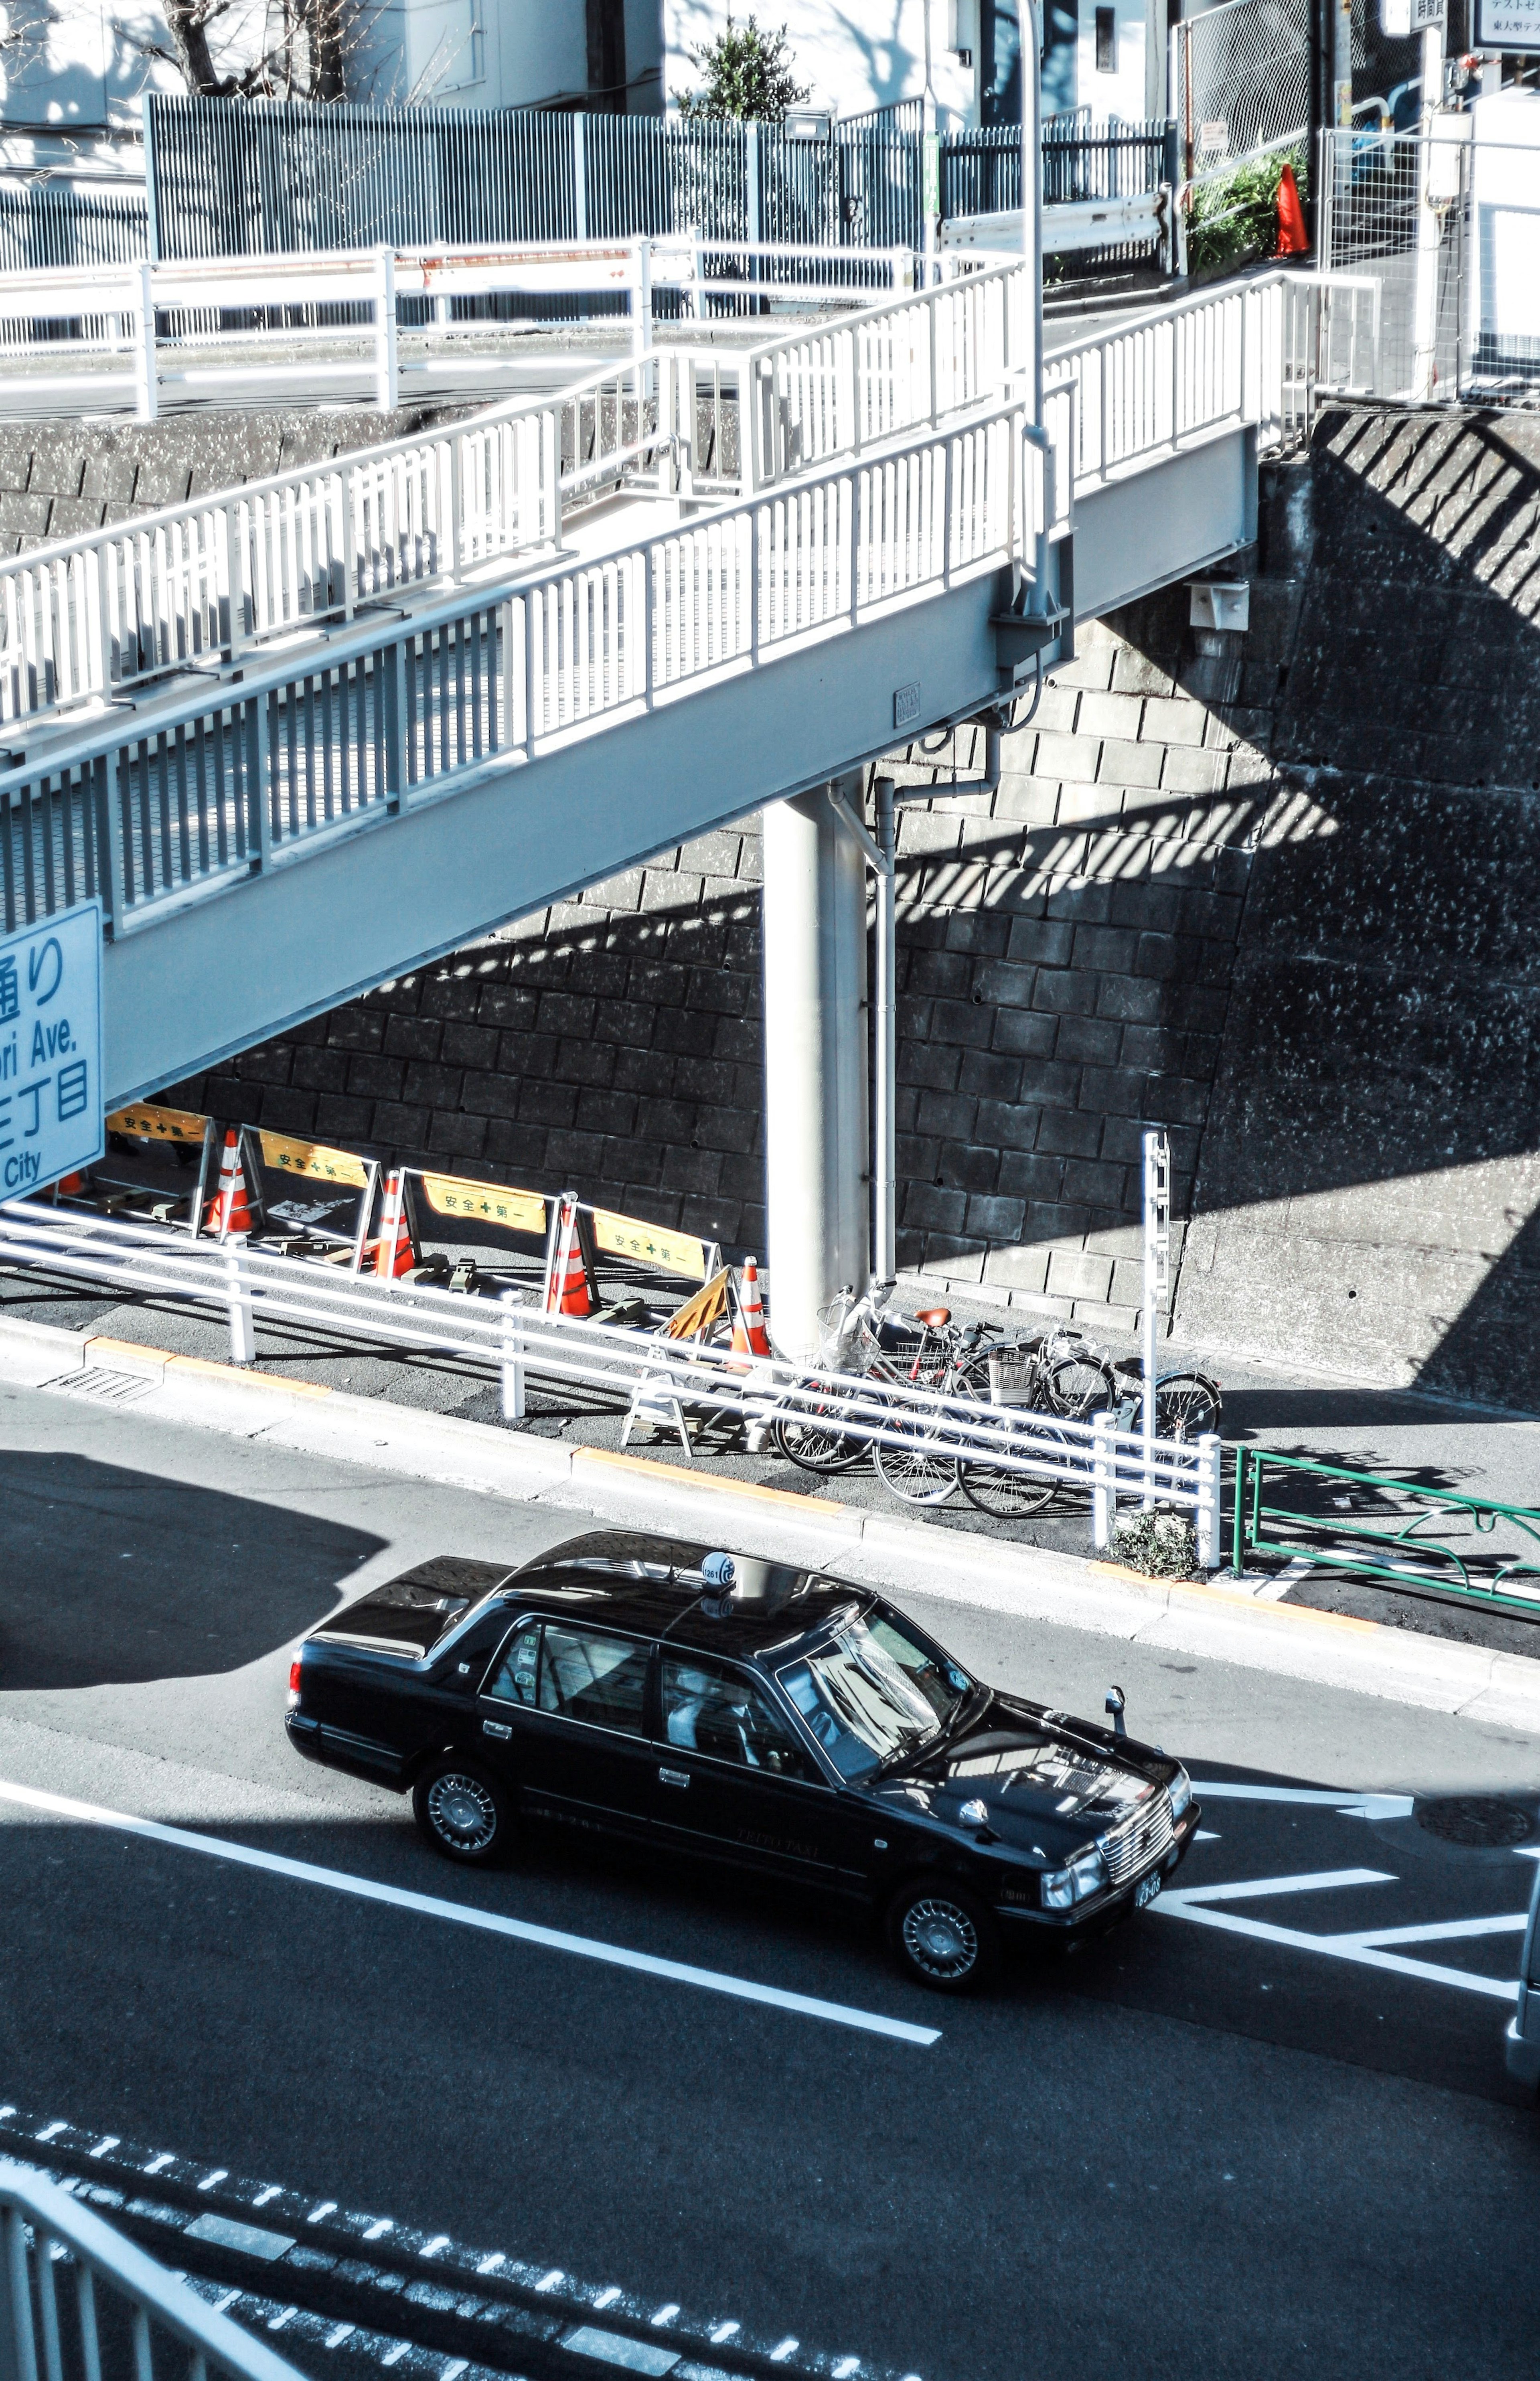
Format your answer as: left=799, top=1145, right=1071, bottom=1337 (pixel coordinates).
left=1415, top=1796, right=1538, bottom=1849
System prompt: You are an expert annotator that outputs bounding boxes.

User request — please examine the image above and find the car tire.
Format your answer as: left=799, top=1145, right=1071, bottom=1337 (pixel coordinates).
left=886, top=1878, right=1000, bottom=1994
left=412, top=1760, right=511, bottom=1866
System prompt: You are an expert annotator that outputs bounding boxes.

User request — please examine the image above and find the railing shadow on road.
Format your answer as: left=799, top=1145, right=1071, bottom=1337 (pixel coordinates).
left=0, top=1449, right=385, bottom=1690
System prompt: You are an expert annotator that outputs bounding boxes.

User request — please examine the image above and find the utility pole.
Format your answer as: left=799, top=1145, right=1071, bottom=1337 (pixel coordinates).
left=1020, top=0, right=1043, bottom=443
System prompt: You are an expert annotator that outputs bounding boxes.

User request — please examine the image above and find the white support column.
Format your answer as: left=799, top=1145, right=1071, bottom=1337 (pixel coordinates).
left=1091, top=1410, right=1116, bottom=1551
left=873, top=776, right=897, bottom=1287
left=631, top=239, right=653, bottom=359
left=374, top=248, right=399, bottom=413
left=762, top=780, right=872, bottom=1362
left=134, top=262, right=158, bottom=424
left=1411, top=25, right=1446, bottom=402
left=1195, top=1433, right=1222, bottom=1570
left=1141, top=1127, right=1171, bottom=1508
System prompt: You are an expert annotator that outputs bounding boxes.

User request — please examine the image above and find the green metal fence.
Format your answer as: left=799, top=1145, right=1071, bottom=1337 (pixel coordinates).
left=1230, top=1443, right=1540, bottom=1619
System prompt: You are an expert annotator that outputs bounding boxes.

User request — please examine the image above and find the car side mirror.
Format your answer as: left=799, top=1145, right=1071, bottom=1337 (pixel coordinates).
left=1106, top=1684, right=1127, bottom=1738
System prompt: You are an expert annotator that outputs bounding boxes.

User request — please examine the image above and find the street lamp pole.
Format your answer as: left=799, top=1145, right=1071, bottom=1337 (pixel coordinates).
left=1020, top=0, right=1044, bottom=440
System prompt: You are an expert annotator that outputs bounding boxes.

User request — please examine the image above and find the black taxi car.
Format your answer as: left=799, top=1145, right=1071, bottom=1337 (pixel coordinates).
left=286, top=1530, right=1198, bottom=1992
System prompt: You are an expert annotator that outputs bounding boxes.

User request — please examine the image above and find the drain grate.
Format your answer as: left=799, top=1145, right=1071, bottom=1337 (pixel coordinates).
left=1415, top=1795, right=1539, bottom=1849
left=45, top=1366, right=156, bottom=1406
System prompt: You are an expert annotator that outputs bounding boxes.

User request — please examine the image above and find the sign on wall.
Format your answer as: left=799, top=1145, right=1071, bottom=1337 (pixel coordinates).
left=0, top=900, right=103, bottom=1195
left=1475, top=0, right=1540, bottom=46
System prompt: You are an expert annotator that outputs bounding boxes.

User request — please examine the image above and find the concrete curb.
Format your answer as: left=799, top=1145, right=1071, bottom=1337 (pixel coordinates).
left=9, top=1312, right=1540, bottom=1735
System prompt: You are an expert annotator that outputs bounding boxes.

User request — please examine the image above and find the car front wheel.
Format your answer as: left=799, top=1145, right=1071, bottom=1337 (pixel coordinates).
left=412, top=1761, right=510, bottom=1865
left=886, top=1879, right=1000, bottom=1994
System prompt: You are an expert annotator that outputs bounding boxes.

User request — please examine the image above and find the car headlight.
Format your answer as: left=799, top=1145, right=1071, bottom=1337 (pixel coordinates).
left=1167, top=1767, right=1191, bottom=1822
left=1040, top=1845, right=1108, bottom=1909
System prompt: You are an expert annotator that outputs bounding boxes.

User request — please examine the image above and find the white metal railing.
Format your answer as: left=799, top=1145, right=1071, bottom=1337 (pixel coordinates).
left=0, top=1201, right=1221, bottom=1558
left=0, top=247, right=1006, bottom=736
left=0, top=386, right=1047, bottom=936
left=0, top=2158, right=305, bottom=2381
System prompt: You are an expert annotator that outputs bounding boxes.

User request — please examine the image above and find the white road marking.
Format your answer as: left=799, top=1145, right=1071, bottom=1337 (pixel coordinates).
left=0, top=1776, right=940, bottom=2049
left=307, top=2201, right=338, bottom=2223
left=143, top=2153, right=175, bottom=2175
left=1337, top=1915, right=1527, bottom=1950
left=324, top=2326, right=355, bottom=2350
left=88, top=2136, right=120, bottom=2158
left=1157, top=1872, right=1521, bottom=2002
left=252, top=2186, right=283, bottom=2208
left=421, top=2237, right=450, bottom=2259
left=380, top=2343, right=410, bottom=2367
left=770, top=2341, right=800, bottom=2363
left=34, top=2122, right=67, bottom=2143
left=363, top=2219, right=394, bottom=2241
left=563, top=2329, right=678, bottom=2376
left=198, top=2169, right=228, bottom=2191
left=474, top=2252, right=504, bottom=2276
left=1191, top=1783, right=1415, bottom=1820
left=592, top=2288, right=622, bottom=2310
left=650, top=2305, right=680, bottom=2327
left=833, top=2363, right=861, bottom=2379
left=536, top=2271, right=565, bottom=2293
left=1168, top=1868, right=1396, bottom=1905
left=709, top=2321, right=740, bottom=2343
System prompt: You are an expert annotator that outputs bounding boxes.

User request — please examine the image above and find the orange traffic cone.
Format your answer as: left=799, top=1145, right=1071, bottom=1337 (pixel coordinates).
left=1275, top=164, right=1309, bottom=258
left=203, top=1130, right=253, bottom=1238
left=545, top=1197, right=593, bottom=1318
left=53, top=1171, right=88, bottom=1198
left=732, top=1254, right=772, bottom=1358
left=373, top=1168, right=418, bottom=1280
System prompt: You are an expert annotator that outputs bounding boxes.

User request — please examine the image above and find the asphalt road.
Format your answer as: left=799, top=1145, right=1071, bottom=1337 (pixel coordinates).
left=4, top=1374, right=1540, bottom=2381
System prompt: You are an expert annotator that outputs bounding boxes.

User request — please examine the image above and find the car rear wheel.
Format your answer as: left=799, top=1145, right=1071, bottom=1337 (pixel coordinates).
left=886, top=1879, right=1000, bottom=1994
left=413, top=1761, right=510, bottom=1865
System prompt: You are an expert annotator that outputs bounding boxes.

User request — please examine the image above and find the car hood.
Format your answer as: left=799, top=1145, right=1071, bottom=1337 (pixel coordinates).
left=867, top=1690, right=1174, bottom=1858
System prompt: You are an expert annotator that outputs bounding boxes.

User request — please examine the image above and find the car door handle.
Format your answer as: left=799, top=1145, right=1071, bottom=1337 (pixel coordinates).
left=482, top=1720, right=512, bottom=1740
left=658, top=1767, right=690, bottom=1788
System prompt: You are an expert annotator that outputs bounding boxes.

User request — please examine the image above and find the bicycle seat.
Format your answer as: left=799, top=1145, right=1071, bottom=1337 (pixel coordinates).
left=915, top=1306, right=951, bottom=1327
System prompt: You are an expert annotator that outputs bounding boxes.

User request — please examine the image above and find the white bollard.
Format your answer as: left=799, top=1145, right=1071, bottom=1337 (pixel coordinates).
left=500, top=1290, right=525, bottom=1423
left=225, top=1239, right=255, bottom=1367
left=1195, top=1432, right=1222, bottom=1571
left=1090, top=1410, right=1116, bottom=1552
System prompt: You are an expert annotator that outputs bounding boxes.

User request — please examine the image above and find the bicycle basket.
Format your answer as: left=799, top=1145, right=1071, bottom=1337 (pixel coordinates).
left=987, top=1353, right=1040, bottom=1408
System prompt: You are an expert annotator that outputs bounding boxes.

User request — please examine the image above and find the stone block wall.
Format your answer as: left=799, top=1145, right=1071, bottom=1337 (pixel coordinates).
left=153, top=399, right=1540, bottom=1405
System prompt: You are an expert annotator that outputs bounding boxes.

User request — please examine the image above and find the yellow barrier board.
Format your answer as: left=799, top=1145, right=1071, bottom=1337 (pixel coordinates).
left=419, top=1173, right=547, bottom=1235
left=258, top=1130, right=371, bottom=1189
left=107, top=1103, right=209, bottom=1146
left=591, top=1208, right=709, bottom=1282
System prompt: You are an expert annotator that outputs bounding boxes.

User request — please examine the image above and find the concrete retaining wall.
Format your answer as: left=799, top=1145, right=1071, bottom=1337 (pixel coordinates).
left=127, top=400, right=1540, bottom=1408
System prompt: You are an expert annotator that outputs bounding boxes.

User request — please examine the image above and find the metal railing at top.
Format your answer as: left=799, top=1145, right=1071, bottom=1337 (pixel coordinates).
left=0, top=237, right=1001, bottom=735
left=1231, top=1444, right=1540, bottom=1618
left=0, top=1200, right=1221, bottom=1558
left=0, top=2157, right=305, bottom=2381
left=0, top=385, right=1047, bottom=938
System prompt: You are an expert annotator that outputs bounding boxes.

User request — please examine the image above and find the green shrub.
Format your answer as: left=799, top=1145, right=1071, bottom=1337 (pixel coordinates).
left=1115, top=1507, right=1200, bottom=1579
left=679, top=16, right=808, bottom=122
left=1186, top=143, right=1307, bottom=277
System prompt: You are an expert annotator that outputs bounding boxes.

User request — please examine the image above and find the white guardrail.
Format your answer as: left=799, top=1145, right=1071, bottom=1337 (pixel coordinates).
left=0, top=249, right=1020, bottom=734
left=0, top=2157, right=306, bottom=2381
left=0, top=1201, right=1221, bottom=1559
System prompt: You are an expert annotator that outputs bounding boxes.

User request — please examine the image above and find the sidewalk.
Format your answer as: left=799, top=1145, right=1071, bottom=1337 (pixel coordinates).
left=8, top=1309, right=1540, bottom=1739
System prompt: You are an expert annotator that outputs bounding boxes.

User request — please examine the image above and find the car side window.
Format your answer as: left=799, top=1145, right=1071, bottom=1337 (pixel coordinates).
left=484, top=1619, right=542, bottom=1706
left=539, top=1625, right=651, bottom=1735
left=659, top=1654, right=813, bottom=1781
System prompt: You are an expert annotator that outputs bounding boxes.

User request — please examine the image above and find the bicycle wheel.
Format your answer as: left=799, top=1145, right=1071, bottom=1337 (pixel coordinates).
left=873, top=1403, right=956, bottom=1506
left=1155, top=1372, right=1223, bottom=1441
left=1046, top=1351, right=1118, bottom=1420
left=956, top=1416, right=1069, bottom=1518
left=770, top=1394, right=869, bottom=1474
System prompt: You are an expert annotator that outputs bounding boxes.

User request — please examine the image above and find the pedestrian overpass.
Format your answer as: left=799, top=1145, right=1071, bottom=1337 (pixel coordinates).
left=0, top=243, right=1366, bottom=1346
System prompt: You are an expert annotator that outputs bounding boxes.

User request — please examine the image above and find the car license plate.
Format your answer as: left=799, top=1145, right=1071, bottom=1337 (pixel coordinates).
left=1135, top=1872, right=1162, bottom=1909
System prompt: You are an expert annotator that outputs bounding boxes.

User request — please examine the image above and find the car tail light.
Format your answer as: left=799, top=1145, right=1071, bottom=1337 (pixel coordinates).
left=287, top=1658, right=302, bottom=1708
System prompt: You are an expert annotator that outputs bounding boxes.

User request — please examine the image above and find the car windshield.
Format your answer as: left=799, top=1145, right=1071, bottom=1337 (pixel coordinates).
left=776, top=1613, right=972, bottom=1781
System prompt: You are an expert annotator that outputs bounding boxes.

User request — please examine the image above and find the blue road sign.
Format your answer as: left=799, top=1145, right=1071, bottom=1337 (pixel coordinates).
left=0, top=900, right=104, bottom=1195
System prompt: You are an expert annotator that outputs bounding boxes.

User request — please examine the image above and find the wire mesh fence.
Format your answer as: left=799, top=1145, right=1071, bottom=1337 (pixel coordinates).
left=1318, top=125, right=1538, bottom=409
left=1172, top=0, right=1311, bottom=182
